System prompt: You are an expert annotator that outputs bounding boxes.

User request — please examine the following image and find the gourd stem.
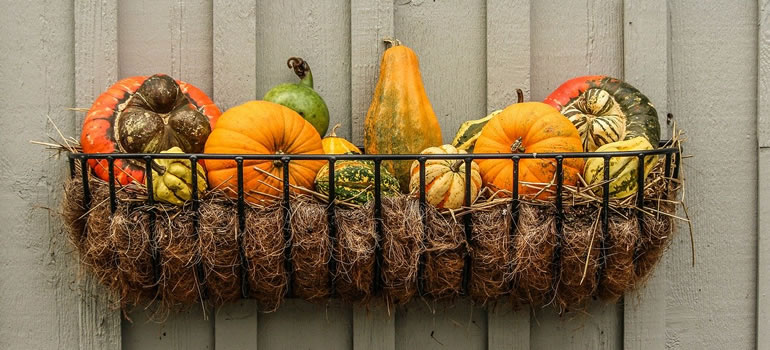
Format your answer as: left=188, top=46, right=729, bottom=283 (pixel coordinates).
left=287, top=57, right=313, bottom=88
left=328, top=123, right=341, bottom=137
left=150, top=161, right=166, bottom=175
left=449, top=159, right=464, bottom=173
left=383, top=37, right=402, bottom=48
left=516, top=88, right=524, bottom=103
left=510, top=137, right=526, bottom=153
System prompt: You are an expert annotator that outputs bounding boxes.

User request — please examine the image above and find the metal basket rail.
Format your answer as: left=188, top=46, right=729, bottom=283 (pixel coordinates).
left=67, top=142, right=681, bottom=301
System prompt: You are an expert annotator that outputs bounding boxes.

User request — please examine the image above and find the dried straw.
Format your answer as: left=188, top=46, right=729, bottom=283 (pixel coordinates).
left=511, top=204, right=556, bottom=307
left=422, top=208, right=465, bottom=300
left=469, top=204, right=513, bottom=305
left=554, top=205, right=601, bottom=311
left=380, top=196, right=422, bottom=307
left=334, top=204, right=376, bottom=303
left=198, top=196, right=241, bottom=307
left=290, top=196, right=331, bottom=301
left=243, top=205, right=286, bottom=312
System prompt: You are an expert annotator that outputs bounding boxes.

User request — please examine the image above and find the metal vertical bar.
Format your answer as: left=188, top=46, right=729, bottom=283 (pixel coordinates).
left=673, top=151, right=681, bottom=180
left=144, top=156, right=160, bottom=291
left=107, top=156, right=117, bottom=214
left=68, top=157, right=76, bottom=178
left=373, top=159, right=383, bottom=294
left=416, top=157, right=427, bottom=296
left=553, top=157, right=564, bottom=294
left=598, top=156, right=611, bottom=282
left=282, top=157, right=293, bottom=297
left=509, top=157, right=520, bottom=292
left=636, top=153, right=646, bottom=227
left=80, top=158, right=91, bottom=209
left=461, top=158, right=473, bottom=296
left=236, top=157, right=249, bottom=298
left=189, top=156, right=207, bottom=299
left=326, top=158, right=337, bottom=295
left=664, top=153, right=672, bottom=178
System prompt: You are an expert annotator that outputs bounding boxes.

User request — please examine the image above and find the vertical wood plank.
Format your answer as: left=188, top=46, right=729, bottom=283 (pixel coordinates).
left=394, top=0, right=488, bottom=143
left=353, top=303, right=395, bottom=350
left=395, top=300, right=487, bottom=350
left=621, top=1, right=668, bottom=349
left=758, top=1, right=769, bottom=348
left=350, top=0, right=394, bottom=145
left=118, top=0, right=214, bottom=94
left=257, top=300, right=353, bottom=349
left=485, top=0, right=531, bottom=349
left=254, top=0, right=352, bottom=138
left=212, top=1, right=259, bottom=348
left=530, top=1, right=624, bottom=347
left=0, top=1, right=79, bottom=349
left=666, top=1, right=757, bottom=349
left=350, top=2, right=395, bottom=347
left=759, top=149, right=770, bottom=350
left=74, top=1, right=123, bottom=349
left=118, top=2, right=215, bottom=349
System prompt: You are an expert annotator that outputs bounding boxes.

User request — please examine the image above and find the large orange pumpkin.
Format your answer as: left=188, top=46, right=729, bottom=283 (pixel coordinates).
left=80, top=74, right=220, bottom=184
left=473, top=102, right=584, bottom=199
left=203, top=101, right=325, bottom=204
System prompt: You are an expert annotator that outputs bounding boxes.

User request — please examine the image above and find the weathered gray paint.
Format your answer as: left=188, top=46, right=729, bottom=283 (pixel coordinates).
left=0, top=0, right=764, bottom=349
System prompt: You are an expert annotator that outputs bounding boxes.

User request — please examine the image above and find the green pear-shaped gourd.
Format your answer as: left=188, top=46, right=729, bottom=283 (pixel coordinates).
left=264, top=57, right=330, bottom=136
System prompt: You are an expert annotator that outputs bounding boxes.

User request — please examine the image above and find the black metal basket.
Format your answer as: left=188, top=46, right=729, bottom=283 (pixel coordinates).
left=67, top=141, right=681, bottom=300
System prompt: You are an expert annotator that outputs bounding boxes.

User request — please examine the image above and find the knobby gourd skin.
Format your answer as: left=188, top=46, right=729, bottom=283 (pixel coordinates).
left=147, top=147, right=208, bottom=206
left=473, top=102, right=584, bottom=200
left=264, top=57, right=330, bottom=137
left=203, top=101, right=325, bottom=204
left=322, top=124, right=362, bottom=155
left=315, top=160, right=400, bottom=204
left=364, top=39, right=443, bottom=191
left=409, top=144, right=481, bottom=210
left=544, top=75, right=661, bottom=152
left=80, top=74, right=220, bottom=184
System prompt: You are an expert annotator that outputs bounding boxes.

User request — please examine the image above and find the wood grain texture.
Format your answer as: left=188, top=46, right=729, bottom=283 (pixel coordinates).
left=212, top=1, right=259, bottom=348
left=258, top=300, right=353, bottom=350
left=530, top=1, right=624, bottom=348
left=353, top=302, right=395, bottom=350
left=395, top=300, right=487, bottom=350
left=118, top=0, right=214, bottom=94
left=0, top=1, right=80, bottom=349
left=255, top=0, right=352, bottom=138
left=74, top=1, right=123, bottom=349
left=485, top=1, right=531, bottom=348
left=759, top=149, right=770, bottom=350
left=350, top=0, right=394, bottom=145
left=761, top=0, right=770, bottom=148
left=531, top=0, right=623, bottom=100
left=622, top=1, right=669, bottom=349
left=666, top=1, right=757, bottom=349
left=122, top=309, right=214, bottom=350
left=394, top=0, right=487, bottom=143
left=213, top=0, right=257, bottom=110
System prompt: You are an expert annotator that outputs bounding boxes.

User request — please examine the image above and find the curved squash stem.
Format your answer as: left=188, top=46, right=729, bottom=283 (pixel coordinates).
left=328, top=123, right=342, bottom=137
left=383, top=37, right=402, bottom=48
left=510, top=137, right=525, bottom=153
left=287, top=57, right=313, bottom=88
left=449, top=159, right=464, bottom=173
left=516, top=88, right=524, bottom=103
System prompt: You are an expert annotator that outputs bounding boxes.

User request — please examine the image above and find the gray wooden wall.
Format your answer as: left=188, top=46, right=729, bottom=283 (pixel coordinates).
left=0, top=0, right=764, bottom=349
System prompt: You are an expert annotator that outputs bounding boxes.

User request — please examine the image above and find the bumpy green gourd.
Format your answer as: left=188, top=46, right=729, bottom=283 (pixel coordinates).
left=583, top=137, right=657, bottom=199
left=147, top=147, right=207, bottom=206
left=315, top=159, right=400, bottom=204
left=264, top=57, right=330, bottom=136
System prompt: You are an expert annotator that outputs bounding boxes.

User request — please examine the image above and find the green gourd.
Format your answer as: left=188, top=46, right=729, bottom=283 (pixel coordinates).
left=264, top=57, right=330, bottom=136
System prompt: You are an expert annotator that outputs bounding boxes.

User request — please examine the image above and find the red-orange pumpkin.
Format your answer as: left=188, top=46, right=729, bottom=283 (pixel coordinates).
left=203, top=101, right=325, bottom=204
left=80, top=74, right=220, bottom=184
left=473, top=102, right=584, bottom=199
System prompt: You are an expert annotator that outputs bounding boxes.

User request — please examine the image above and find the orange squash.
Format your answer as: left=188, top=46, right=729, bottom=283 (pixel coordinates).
left=203, top=101, right=325, bottom=204
left=473, top=102, right=584, bottom=199
left=364, top=39, right=443, bottom=190
left=322, top=124, right=361, bottom=154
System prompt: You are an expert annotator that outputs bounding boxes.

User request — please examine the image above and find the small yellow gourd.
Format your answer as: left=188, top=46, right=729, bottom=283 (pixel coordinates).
left=409, top=144, right=481, bottom=209
left=147, top=147, right=208, bottom=206
left=322, top=124, right=362, bottom=154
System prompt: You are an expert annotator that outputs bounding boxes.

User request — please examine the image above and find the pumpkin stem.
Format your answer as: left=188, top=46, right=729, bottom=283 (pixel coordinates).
left=287, top=57, right=313, bottom=88
left=328, top=123, right=341, bottom=137
left=510, top=137, right=526, bottom=153
left=383, top=37, right=402, bottom=48
left=449, top=159, right=464, bottom=173
left=516, top=89, right=524, bottom=103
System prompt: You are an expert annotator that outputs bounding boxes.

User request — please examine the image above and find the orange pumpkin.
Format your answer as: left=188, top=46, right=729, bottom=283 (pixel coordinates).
left=203, top=101, right=325, bottom=204
left=473, top=102, right=584, bottom=199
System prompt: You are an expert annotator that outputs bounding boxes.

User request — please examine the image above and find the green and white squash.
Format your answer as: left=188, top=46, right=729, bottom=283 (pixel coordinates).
left=583, top=136, right=657, bottom=199
left=315, top=159, right=400, bottom=204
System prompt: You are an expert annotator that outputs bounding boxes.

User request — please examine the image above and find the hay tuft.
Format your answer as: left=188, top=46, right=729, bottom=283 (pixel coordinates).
left=597, top=209, right=638, bottom=302
left=380, top=196, right=422, bottom=307
left=111, top=205, right=156, bottom=307
left=155, top=207, right=201, bottom=308
left=290, top=197, right=331, bottom=301
left=199, top=196, right=241, bottom=307
left=334, top=204, right=376, bottom=303
left=243, top=205, right=286, bottom=312
left=469, top=204, right=513, bottom=305
left=512, top=204, right=556, bottom=307
left=554, top=205, right=601, bottom=311
left=422, top=208, right=465, bottom=300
